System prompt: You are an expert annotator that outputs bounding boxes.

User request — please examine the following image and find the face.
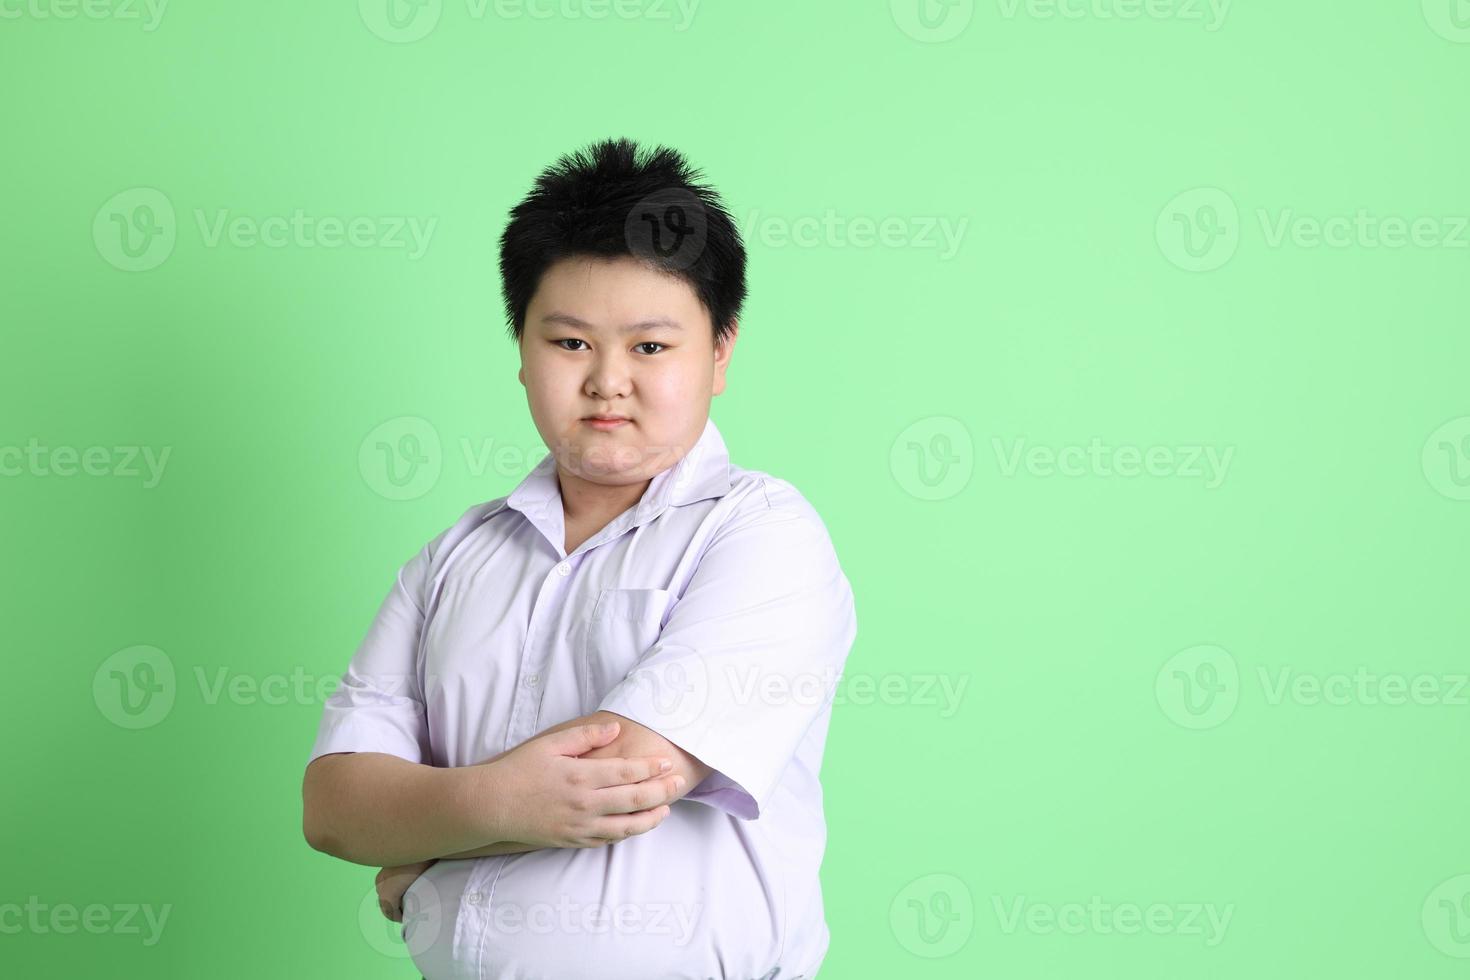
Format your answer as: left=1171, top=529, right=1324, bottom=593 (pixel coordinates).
left=518, top=255, right=736, bottom=507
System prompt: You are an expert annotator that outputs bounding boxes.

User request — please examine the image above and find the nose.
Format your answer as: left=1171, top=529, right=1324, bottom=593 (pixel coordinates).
left=585, top=349, right=633, bottom=401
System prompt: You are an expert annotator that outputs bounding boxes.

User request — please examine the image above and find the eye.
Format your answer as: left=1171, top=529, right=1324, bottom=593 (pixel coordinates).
left=553, top=339, right=667, bottom=355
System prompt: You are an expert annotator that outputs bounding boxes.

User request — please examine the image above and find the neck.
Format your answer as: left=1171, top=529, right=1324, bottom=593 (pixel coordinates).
left=557, top=470, right=653, bottom=525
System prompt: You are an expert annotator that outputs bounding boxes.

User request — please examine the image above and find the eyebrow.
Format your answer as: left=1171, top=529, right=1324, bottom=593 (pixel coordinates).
left=539, top=313, right=684, bottom=333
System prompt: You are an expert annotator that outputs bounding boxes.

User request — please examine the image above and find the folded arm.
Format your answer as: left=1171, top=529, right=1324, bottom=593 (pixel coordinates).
left=373, top=711, right=713, bottom=920
left=435, top=709, right=713, bottom=860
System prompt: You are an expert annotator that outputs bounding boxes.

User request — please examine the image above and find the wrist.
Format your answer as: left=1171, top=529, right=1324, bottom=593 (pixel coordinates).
left=454, top=757, right=512, bottom=844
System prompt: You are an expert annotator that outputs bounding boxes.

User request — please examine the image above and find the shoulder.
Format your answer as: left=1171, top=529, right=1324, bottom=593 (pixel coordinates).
left=424, top=496, right=513, bottom=562
left=696, top=465, right=856, bottom=626
left=725, top=462, right=833, bottom=524
left=394, top=496, right=511, bottom=603
left=710, top=464, right=844, bottom=560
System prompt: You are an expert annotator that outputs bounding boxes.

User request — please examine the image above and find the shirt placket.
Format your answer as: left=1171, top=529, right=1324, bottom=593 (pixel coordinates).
left=502, top=553, right=578, bottom=751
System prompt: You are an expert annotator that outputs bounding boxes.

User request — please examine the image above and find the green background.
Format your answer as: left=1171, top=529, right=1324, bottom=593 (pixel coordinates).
left=4, top=1, right=1469, bottom=976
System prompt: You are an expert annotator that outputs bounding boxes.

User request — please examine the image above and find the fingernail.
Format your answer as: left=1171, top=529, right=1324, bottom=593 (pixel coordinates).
left=658, top=759, right=672, bottom=771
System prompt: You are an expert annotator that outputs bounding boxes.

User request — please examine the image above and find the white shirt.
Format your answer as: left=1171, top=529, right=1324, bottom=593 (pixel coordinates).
left=307, top=416, right=858, bottom=980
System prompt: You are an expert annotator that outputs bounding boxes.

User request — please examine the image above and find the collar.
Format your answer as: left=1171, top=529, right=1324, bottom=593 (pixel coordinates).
left=493, top=416, right=733, bottom=558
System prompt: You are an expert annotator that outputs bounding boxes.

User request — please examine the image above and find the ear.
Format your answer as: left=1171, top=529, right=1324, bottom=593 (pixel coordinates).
left=712, top=319, right=737, bottom=396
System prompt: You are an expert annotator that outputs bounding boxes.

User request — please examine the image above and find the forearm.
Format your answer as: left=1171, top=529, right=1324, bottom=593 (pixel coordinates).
left=437, top=840, right=545, bottom=859
left=303, top=751, right=499, bottom=867
left=338, top=712, right=705, bottom=870
left=424, top=711, right=708, bottom=861
left=318, top=719, right=593, bottom=863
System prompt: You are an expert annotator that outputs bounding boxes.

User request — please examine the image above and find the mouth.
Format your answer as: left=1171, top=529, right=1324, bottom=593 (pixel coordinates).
left=582, top=415, right=631, bottom=429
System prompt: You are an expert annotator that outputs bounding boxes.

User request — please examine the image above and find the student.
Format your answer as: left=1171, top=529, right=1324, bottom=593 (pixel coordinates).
left=301, top=137, right=858, bottom=980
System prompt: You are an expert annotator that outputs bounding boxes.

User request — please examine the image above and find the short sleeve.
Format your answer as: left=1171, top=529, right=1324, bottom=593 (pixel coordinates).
left=305, top=539, right=436, bottom=768
left=596, top=488, right=857, bottom=820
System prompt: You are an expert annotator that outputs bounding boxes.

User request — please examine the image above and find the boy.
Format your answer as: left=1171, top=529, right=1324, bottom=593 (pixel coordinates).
left=302, top=137, right=857, bottom=979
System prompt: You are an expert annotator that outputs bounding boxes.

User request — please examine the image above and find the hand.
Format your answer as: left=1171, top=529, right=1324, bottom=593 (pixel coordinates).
left=477, top=721, right=686, bottom=849
left=376, top=859, right=436, bottom=922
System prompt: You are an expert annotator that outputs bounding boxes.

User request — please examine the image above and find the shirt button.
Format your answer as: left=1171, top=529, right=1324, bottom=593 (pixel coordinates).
left=556, top=562, right=570, bottom=576
left=466, top=891, right=483, bottom=906
left=525, top=673, right=539, bottom=687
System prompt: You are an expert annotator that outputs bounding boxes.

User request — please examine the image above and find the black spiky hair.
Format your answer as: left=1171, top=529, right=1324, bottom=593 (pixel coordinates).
left=498, top=137, right=747, bottom=348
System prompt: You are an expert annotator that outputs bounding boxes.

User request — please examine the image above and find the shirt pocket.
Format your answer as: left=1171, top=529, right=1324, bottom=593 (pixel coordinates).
left=579, top=587, right=675, bottom=713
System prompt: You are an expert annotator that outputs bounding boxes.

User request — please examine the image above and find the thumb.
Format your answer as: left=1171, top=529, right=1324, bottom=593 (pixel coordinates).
left=548, top=720, right=620, bottom=756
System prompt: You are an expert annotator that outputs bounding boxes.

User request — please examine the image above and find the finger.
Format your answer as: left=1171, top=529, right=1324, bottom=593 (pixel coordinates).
left=544, top=721, right=623, bottom=757
left=569, top=836, right=614, bottom=849
left=594, top=775, right=685, bottom=815
left=586, top=755, right=673, bottom=789
left=562, top=722, right=623, bottom=756
left=592, top=804, right=671, bottom=841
